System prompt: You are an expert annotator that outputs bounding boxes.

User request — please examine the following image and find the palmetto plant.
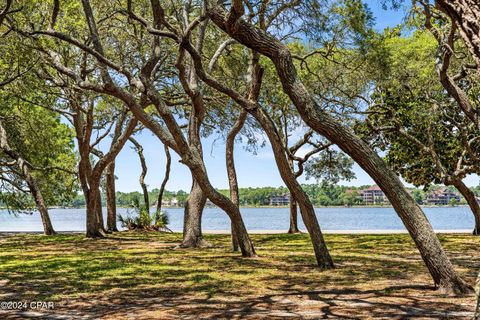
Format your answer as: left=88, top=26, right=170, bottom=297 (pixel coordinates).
left=118, top=197, right=171, bottom=232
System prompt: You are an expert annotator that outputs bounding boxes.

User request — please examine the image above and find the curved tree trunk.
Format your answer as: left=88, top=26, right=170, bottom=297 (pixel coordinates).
left=0, top=121, right=55, bottom=235
left=130, top=137, right=149, bottom=212
left=181, top=178, right=209, bottom=247
left=251, top=108, right=333, bottom=268
left=156, top=144, right=171, bottom=214
left=451, top=179, right=480, bottom=235
left=226, top=110, right=247, bottom=251
left=187, top=163, right=256, bottom=257
left=28, top=179, right=56, bottom=236
left=23, top=164, right=55, bottom=236
left=123, top=104, right=256, bottom=256
left=106, top=161, right=118, bottom=232
left=208, top=6, right=470, bottom=292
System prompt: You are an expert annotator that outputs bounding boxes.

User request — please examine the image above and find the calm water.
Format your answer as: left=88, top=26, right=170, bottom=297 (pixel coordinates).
left=0, top=206, right=475, bottom=232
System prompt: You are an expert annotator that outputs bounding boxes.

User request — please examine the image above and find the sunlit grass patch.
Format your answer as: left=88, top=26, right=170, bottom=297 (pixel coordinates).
left=0, top=232, right=478, bottom=304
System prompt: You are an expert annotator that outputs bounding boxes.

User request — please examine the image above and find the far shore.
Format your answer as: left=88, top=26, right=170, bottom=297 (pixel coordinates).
left=44, top=204, right=470, bottom=210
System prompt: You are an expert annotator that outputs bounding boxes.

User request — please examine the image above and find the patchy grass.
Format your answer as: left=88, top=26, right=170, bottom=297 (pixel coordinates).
left=0, top=232, right=478, bottom=319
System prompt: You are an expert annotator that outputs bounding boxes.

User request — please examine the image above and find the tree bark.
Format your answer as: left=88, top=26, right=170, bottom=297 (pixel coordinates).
left=95, top=187, right=106, bottom=232
left=451, top=178, right=480, bottom=235
left=226, top=110, right=247, bottom=251
left=436, top=0, right=480, bottom=74
left=288, top=196, right=301, bottom=234
left=0, top=121, right=55, bottom=235
left=125, top=97, right=256, bottom=256
left=85, top=184, right=104, bottom=238
left=59, top=0, right=255, bottom=256
left=156, top=144, right=171, bottom=213
left=130, top=137, right=149, bottom=212
left=287, top=157, right=301, bottom=234
left=251, top=108, right=334, bottom=268
left=25, top=171, right=56, bottom=236
left=181, top=178, right=209, bottom=247
left=208, top=6, right=470, bottom=292
left=106, top=161, right=118, bottom=232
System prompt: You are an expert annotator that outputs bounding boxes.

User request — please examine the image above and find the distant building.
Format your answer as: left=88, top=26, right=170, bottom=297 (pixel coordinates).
left=360, top=185, right=386, bottom=205
left=161, top=197, right=178, bottom=207
left=268, top=194, right=290, bottom=206
left=426, top=188, right=460, bottom=205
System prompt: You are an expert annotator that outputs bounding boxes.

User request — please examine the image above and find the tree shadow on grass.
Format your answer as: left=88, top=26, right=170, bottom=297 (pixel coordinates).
left=0, top=232, right=478, bottom=319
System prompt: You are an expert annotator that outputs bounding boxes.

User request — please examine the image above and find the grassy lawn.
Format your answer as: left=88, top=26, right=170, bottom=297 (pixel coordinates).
left=0, top=232, right=478, bottom=319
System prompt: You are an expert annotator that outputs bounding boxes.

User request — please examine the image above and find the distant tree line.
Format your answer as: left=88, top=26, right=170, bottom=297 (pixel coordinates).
left=58, top=184, right=480, bottom=208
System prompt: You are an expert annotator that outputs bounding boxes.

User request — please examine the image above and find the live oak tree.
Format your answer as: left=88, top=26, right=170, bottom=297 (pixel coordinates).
left=3, top=0, right=474, bottom=293
left=204, top=0, right=471, bottom=293
left=0, top=103, right=76, bottom=235
left=357, top=31, right=480, bottom=234
left=19, top=0, right=257, bottom=256
left=0, top=28, right=76, bottom=235
left=414, top=1, right=480, bottom=133
left=187, top=3, right=336, bottom=267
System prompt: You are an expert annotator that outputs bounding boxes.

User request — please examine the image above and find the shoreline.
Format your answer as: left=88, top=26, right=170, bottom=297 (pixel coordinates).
left=46, top=204, right=470, bottom=210
left=0, top=229, right=472, bottom=235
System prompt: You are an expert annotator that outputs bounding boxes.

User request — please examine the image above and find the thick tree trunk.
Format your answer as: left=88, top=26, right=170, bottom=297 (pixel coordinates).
left=451, top=179, right=480, bottom=235
left=95, top=188, right=106, bottom=232
left=189, top=166, right=257, bottom=257
left=208, top=6, right=470, bottom=292
left=85, top=187, right=104, bottom=238
left=288, top=196, right=301, bottom=234
left=181, top=178, right=209, bottom=247
left=156, top=145, right=171, bottom=213
left=226, top=110, right=247, bottom=251
left=106, top=161, right=118, bottom=232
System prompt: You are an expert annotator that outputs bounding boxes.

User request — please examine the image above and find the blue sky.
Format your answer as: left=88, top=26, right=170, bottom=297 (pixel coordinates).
left=108, top=2, right=479, bottom=192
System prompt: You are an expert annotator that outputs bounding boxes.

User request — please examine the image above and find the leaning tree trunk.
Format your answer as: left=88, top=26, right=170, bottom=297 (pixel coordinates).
left=187, top=162, right=257, bottom=257
left=156, top=145, right=171, bottom=213
left=208, top=6, right=470, bottom=292
left=226, top=110, right=247, bottom=251
left=22, top=162, right=55, bottom=236
left=0, top=121, right=55, bottom=235
left=251, top=108, right=334, bottom=268
left=451, top=178, right=480, bottom=235
left=181, top=178, right=209, bottom=247
left=106, top=161, right=118, bottom=232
